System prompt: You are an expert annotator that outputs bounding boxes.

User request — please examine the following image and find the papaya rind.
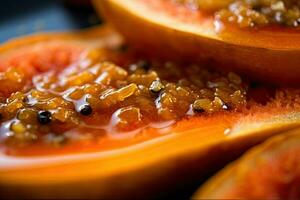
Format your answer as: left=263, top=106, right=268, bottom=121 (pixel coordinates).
left=1, top=112, right=300, bottom=198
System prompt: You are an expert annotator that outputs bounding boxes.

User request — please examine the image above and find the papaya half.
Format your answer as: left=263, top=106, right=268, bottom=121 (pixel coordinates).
left=0, top=25, right=299, bottom=199
left=194, top=127, right=300, bottom=199
left=94, top=0, right=300, bottom=85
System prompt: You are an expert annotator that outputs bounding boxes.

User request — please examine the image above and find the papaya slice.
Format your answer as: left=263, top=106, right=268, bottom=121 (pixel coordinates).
left=194, top=127, right=300, bottom=199
left=94, top=0, right=300, bottom=85
left=0, top=26, right=299, bottom=199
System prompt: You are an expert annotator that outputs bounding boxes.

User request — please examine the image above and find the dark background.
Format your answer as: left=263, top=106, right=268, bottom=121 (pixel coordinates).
left=0, top=0, right=100, bottom=43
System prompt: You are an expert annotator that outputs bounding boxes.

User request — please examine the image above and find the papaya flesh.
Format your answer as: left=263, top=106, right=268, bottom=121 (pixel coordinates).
left=0, top=26, right=299, bottom=199
left=194, top=127, right=300, bottom=199
left=94, top=0, right=300, bottom=85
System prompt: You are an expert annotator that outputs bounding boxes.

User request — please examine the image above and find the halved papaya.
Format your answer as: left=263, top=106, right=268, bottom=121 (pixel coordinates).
left=0, top=25, right=299, bottom=199
left=194, top=127, right=300, bottom=199
left=94, top=0, right=300, bottom=85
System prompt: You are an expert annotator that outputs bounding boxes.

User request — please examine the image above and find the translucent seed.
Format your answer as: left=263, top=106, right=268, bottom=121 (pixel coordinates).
left=100, top=83, right=138, bottom=107
left=149, top=80, right=164, bottom=94
left=193, top=99, right=212, bottom=112
left=17, top=108, right=37, bottom=123
left=111, top=106, right=142, bottom=130
left=11, top=122, right=26, bottom=134
left=212, top=97, right=225, bottom=110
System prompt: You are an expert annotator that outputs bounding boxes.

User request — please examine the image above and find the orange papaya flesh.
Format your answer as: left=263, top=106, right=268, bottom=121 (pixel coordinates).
left=95, top=0, right=300, bottom=85
left=0, top=26, right=298, bottom=156
left=195, top=128, right=300, bottom=199
left=0, top=26, right=299, bottom=198
left=0, top=26, right=122, bottom=79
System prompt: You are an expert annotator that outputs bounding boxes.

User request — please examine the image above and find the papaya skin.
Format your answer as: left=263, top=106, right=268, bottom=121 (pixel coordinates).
left=94, top=0, right=300, bottom=85
left=0, top=26, right=299, bottom=198
left=194, top=127, right=300, bottom=199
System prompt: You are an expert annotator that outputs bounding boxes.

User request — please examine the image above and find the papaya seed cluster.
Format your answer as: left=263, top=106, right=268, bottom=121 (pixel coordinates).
left=0, top=50, right=247, bottom=146
left=174, top=0, right=300, bottom=27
